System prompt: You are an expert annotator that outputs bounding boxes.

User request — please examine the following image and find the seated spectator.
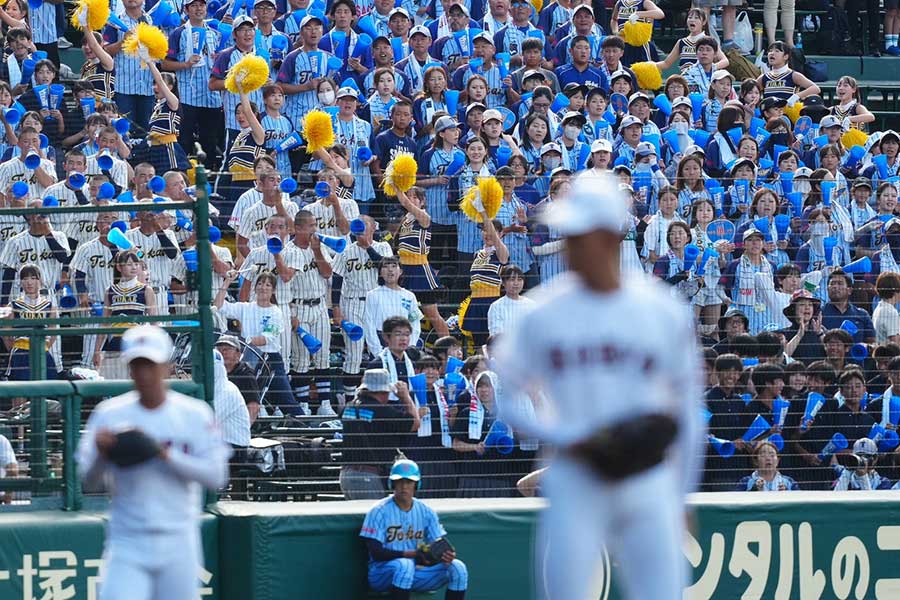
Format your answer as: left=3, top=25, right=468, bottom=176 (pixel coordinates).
left=822, top=269, right=875, bottom=344
left=823, top=328, right=857, bottom=372
left=713, top=307, right=749, bottom=354
left=867, top=343, right=900, bottom=395
left=833, top=438, right=897, bottom=490
left=782, top=290, right=826, bottom=365
left=368, top=316, right=417, bottom=399
left=215, top=335, right=261, bottom=424
left=737, top=441, right=799, bottom=491
left=822, top=367, right=875, bottom=448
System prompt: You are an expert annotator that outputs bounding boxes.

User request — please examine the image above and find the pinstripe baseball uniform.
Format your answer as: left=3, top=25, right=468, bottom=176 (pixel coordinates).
left=364, top=285, right=422, bottom=354
left=289, top=243, right=332, bottom=373
left=274, top=12, right=302, bottom=46
left=0, top=215, right=21, bottom=259
left=0, top=156, right=58, bottom=199
left=335, top=116, right=376, bottom=204
left=261, top=113, right=294, bottom=178
left=238, top=199, right=301, bottom=250
left=69, top=237, right=116, bottom=366
left=124, top=227, right=179, bottom=315
left=213, top=350, right=252, bottom=447
left=103, top=12, right=153, bottom=96
left=171, top=243, right=234, bottom=320
left=0, top=230, right=71, bottom=295
left=167, top=23, right=223, bottom=109
left=305, top=198, right=361, bottom=240
left=40, top=180, right=84, bottom=240
left=487, top=295, right=536, bottom=336
left=211, top=47, right=266, bottom=132
left=361, top=496, right=468, bottom=594
left=451, top=64, right=505, bottom=109
left=27, top=0, right=57, bottom=44
left=256, top=29, right=291, bottom=79
left=229, top=187, right=265, bottom=230
left=84, top=154, right=129, bottom=191
left=277, top=48, right=335, bottom=135
left=420, top=148, right=455, bottom=226
left=333, top=240, right=393, bottom=375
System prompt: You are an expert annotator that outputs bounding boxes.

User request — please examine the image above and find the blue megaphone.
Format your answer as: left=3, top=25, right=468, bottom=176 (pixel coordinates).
left=149, top=0, right=180, bottom=27
left=800, top=392, right=826, bottom=431
left=890, top=395, right=900, bottom=426
left=42, top=195, right=58, bottom=207
left=446, top=355, right=464, bottom=374
left=24, top=151, right=41, bottom=170
left=96, top=150, right=114, bottom=171
left=445, top=89, right=460, bottom=117
left=709, top=436, right=735, bottom=458
left=229, top=0, right=246, bottom=18
left=496, top=52, right=509, bottom=79
left=755, top=129, right=771, bottom=148
left=147, top=175, right=166, bottom=194
left=841, top=320, right=858, bottom=336
left=98, top=182, right=116, bottom=200
left=742, top=358, right=759, bottom=367
left=754, top=217, right=772, bottom=242
left=813, top=134, right=829, bottom=149
left=850, top=343, right=868, bottom=361
left=277, top=131, right=303, bottom=152
left=497, top=145, right=512, bottom=167
left=689, top=92, right=704, bottom=122
left=357, top=13, right=378, bottom=37
left=823, top=236, right=837, bottom=266
left=653, top=94, right=672, bottom=117
left=662, top=129, right=681, bottom=154
left=271, top=34, right=288, bottom=53
left=843, top=256, right=872, bottom=274
left=742, top=414, right=772, bottom=442
left=446, top=150, right=466, bottom=177
left=818, top=432, right=848, bottom=461
left=845, top=145, right=866, bottom=168
left=484, top=420, right=514, bottom=455
left=68, top=172, right=86, bottom=189
left=176, top=214, right=193, bottom=231
left=356, top=146, right=373, bottom=163
left=774, top=214, right=791, bottom=241
left=11, top=181, right=29, bottom=199
left=296, top=326, right=322, bottom=354
left=780, top=171, right=793, bottom=195
left=873, top=155, right=889, bottom=179
left=20, top=58, right=35, bottom=83
left=209, top=225, right=221, bottom=244
left=280, top=178, right=298, bottom=194
left=689, top=129, right=710, bottom=149
left=787, top=192, right=804, bottom=218
left=330, top=30, right=347, bottom=56
left=727, top=126, right=744, bottom=147
left=409, top=373, right=429, bottom=406
left=683, top=243, right=700, bottom=271
left=468, top=57, right=484, bottom=73
left=266, top=236, right=283, bottom=254
left=772, top=144, right=788, bottom=163
left=880, top=429, right=900, bottom=452
left=113, top=118, right=130, bottom=135
left=341, top=320, right=364, bottom=342
left=318, top=234, right=347, bottom=253
left=315, top=181, right=330, bottom=198
left=772, top=397, right=790, bottom=428
left=390, top=37, right=405, bottom=62
left=695, top=247, right=719, bottom=277
left=766, top=433, right=785, bottom=452
left=350, top=218, right=366, bottom=235
left=107, top=227, right=142, bottom=257
left=57, top=284, right=77, bottom=310
left=749, top=117, right=766, bottom=136
left=641, top=133, right=661, bottom=157
left=551, top=92, right=570, bottom=113
left=183, top=248, right=198, bottom=272
left=352, top=34, right=372, bottom=59
left=110, top=220, right=127, bottom=233
left=2, top=107, right=20, bottom=126
left=821, top=180, right=835, bottom=208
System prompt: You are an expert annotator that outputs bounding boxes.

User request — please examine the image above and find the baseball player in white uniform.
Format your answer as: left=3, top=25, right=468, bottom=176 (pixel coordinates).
left=236, top=174, right=300, bottom=259
left=332, top=216, right=393, bottom=397
left=76, top=325, right=230, bottom=600
left=305, top=172, right=360, bottom=239
left=125, top=212, right=180, bottom=315
left=0, top=128, right=58, bottom=200
left=365, top=256, right=422, bottom=355
left=0, top=201, right=71, bottom=305
left=0, top=433, right=18, bottom=504
left=213, top=348, right=251, bottom=498
left=495, top=173, right=704, bottom=600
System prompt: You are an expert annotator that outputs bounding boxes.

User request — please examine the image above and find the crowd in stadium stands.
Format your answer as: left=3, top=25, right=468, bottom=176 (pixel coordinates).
left=1, top=0, right=900, bottom=498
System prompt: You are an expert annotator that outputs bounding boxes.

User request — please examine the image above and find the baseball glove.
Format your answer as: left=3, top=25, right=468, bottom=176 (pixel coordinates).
left=107, top=428, right=161, bottom=467
left=567, top=413, right=679, bottom=481
left=415, top=538, right=454, bottom=566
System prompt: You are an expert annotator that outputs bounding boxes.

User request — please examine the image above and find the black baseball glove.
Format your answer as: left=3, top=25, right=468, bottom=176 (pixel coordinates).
left=107, top=428, right=161, bottom=467
left=415, top=538, right=454, bottom=566
left=567, top=413, right=679, bottom=481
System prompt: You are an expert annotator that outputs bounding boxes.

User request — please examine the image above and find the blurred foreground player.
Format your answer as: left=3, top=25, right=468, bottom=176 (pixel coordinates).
left=76, top=325, right=230, bottom=600
left=496, top=173, right=705, bottom=600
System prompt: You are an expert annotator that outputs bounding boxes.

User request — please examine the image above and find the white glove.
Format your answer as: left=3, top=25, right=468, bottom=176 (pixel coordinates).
left=628, top=12, right=639, bottom=23
left=471, top=192, right=485, bottom=214
left=786, top=94, right=800, bottom=107
left=138, top=45, right=151, bottom=64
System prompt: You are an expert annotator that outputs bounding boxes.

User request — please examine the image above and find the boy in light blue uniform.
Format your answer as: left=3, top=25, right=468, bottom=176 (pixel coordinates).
left=361, top=459, right=469, bottom=599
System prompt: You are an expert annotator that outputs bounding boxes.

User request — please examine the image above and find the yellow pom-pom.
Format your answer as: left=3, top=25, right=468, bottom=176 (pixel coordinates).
left=783, top=102, right=803, bottom=125
left=122, top=23, right=169, bottom=62
left=302, top=110, right=335, bottom=154
left=383, top=153, right=417, bottom=197
left=460, top=177, right=503, bottom=223
left=631, top=61, right=662, bottom=91
left=622, top=21, right=653, bottom=47
left=70, top=0, right=109, bottom=31
left=225, top=54, right=270, bottom=95
left=842, top=128, right=868, bottom=149
left=529, top=0, right=543, bottom=14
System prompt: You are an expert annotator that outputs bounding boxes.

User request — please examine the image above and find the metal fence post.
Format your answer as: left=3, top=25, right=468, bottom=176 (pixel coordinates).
left=28, top=333, right=47, bottom=483
left=193, top=166, right=214, bottom=406
left=63, top=392, right=82, bottom=511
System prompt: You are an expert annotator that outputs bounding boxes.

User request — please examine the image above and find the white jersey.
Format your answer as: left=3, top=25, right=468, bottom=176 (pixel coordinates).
left=238, top=199, right=300, bottom=250
left=0, top=155, right=58, bottom=198
left=240, top=243, right=303, bottom=304
left=305, top=198, right=361, bottom=239
left=228, top=187, right=264, bottom=230
left=75, top=390, right=230, bottom=537
left=85, top=154, right=129, bottom=190
left=172, top=243, right=235, bottom=300
left=0, top=214, right=20, bottom=258
left=218, top=301, right=285, bottom=354
left=496, top=274, right=704, bottom=494
left=213, top=352, right=251, bottom=447
left=333, top=241, right=393, bottom=298
left=42, top=180, right=84, bottom=238
left=291, top=242, right=331, bottom=300
left=487, top=295, right=536, bottom=337
left=364, top=285, right=422, bottom=354
left=0, top=434, right=15, bottom=476
left=0, top=229, right=70, bottom=292
left=125, top=227, right=179, bottom=290
left=69, top=238, right=116, bottom=302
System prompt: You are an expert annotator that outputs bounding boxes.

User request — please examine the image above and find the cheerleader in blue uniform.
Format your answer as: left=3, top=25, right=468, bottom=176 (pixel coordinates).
left=144, top=59, right=191, bottom=173
left=3, top=265, right=60, bottom=383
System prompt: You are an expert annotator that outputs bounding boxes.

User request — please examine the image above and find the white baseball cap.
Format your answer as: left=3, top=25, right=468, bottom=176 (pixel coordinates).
left=233, top=14, right=255, bottom=30
left=620, top=115, right=642, bottom=129
left=540, top=141, right=562, bottom=156
left=853, top=437, right=877, bottom=456
left=711, top=70, right=733, bottom=82
left=358, top=368, right=394, bottom=393
left=409, top=25, right=431, bottom=38
left=543, top=172, right=629, bottom=236
left=672, top=96, right=692, bottom=110
left=590, top=139, right=612, bottom=153
left=819, top=115, right=842, bottom=129
left=388, top=6, right=410, bottom=18
left=482, top=108, right=503, bottom=123
left=121, top=325, right=174, bottom=365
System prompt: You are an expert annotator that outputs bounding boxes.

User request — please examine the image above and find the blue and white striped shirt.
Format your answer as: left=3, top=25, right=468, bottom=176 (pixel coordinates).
left=103, top=12, right=153, bottom=96
left=278, top=48, right=335, bottom=132
left=212, top=47, right=265, bottom=131
left=166, top=23, right=223, bottom=109
left=261, top=113, right=295, bottom=178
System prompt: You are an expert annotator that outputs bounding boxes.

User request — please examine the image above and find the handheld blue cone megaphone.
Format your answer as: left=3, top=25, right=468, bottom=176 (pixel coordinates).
left=266, top=236, right=283, bottom=254
left=340, top=77, right=360, bottom=93
left=356, top=146, right=373, bottom=163
left=113, top=118, right=130, bottom=135
left=350, top=218, right=366, bottom=235
left=280, top=178, right=298, bottom=194
left=850, top=343, right=868, bottom=361
left=445, top=89, right=460, bottom=116
left=755, top=129, right=771, bottom=148
left=20, top=58, right=36, bottom=82
left=446, top=151, right=466, bottom=177
left=325, top=55, right=342, bottom=74
left=754, top=217, right=772, bottom=242
left=117, top=191, right=134, bottom=204
left=315, top=181, right=331, bottom=198
left=110, top=220, right=127, bottom=233
left=869, top=423, right=886, bottom=445
left=823, top=236, right=837, bottom=266
left=446, top=355, right=464, bottom=374
left=96, top=150, right=114, bottom=171
left=147, top=175, right=166, bottom=194
left=97, top=182, right=116, bottom=200
left=818, top=432, right=848, bottom=461
left=787, top=192, right=804, bottom=218
left=271, top=34, right=288, bottom=52
left=497, top=145, right=512, bottom=167
left=209, top=226, right=222, bottom=244
left=551, top=92, right=570, bottom=113
left=766, top=433, right=785, bottom=452
left=742, top=393, right=753, bottom=406
left=890, top=395, right=900, bottom=426
left=683, top=244, right=700, bottom=271
left=708, top=436, right=735, bottom=458
left=689, top=92, right=703, bottom=122
left=727, top=126, right=744, bottom=147
left=352, top=34, right=372, bottom=59
left=107, top=227, right=142, bottom=257
left=689, top=129, right=710, bottom=149
left=58, top=284, right=77, bottom=310
left=742, top=414, right=772, bottom=442
left=176, top=214, right=193, bottom=231
left=840, top=320, right=858, bottom=336
left=357, top=14, right=378, bottom=37
left=662, top=129, right=681, bottom=154
left=749, top=117, right=766, bottom=136
left=318, top=234, right=347, bottom=253
left=772, top=144, right=788, bottom=164
left=330, top=29, right=347, bottom=56
left=80, top=97, right=96, bottom=118
left=38, top=134, right=49, bottom=151
left=468, top=57, right=484, bottom=73
left=780, top=171, right=794, bottom=195
left=821, top=180, right=835, bottom=208
left=68, top=172, right=86, bottom=189
left=800, top=392, right=826, bottom=431
left=277, top=131, right=303, bottom=152
left=707, top=186, right=725, bottom=217
left=149, top=0, right=177, bottom=27
left=496, top=52, right=509, bottom=79
left=42, top=195, right=58, bottom=207
left=390, top=37, right=406, bottom=62
left=843, top=256, right=872, bottom=274
left=880, top=429, right=900, bottom=452
left=183, top=248, right=198, bottom=272
left=24, top=151, right=41, bottom=170
left=296, top=326, right=322, bottom=354
left=695, top=247, right=718, bottom=276
left=11, top=181, right=29, bottom=199
left=484, top=420, right=514, bottom=455
left=742, top=358, right=759, bottom=367
left=774, top=214, right=791, bottom=241
left=653, top=94, right=671, bottom=117
left=341, top=320, right=364, bottom=342
left=813, top=134, right=829, bottom=148
left=1, top=107, right=20, bottom=126
left=229, top=0, right=246, bottom=18
left=845, top=145, right=866, bottom=168
left=409, top=373, right=429, bottom=406
left=874, top=154, right=889, bottom=179
left=773, top=397, right=790, bottom=428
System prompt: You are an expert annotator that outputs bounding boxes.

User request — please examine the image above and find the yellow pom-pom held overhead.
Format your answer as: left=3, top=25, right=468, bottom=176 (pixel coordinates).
left=841, top=128, right=868, bottom=149
left=302, top=110, right=335, bottom=154
left=622, top=21, right=653, bottom=47
left=225, top=54, right=269, bottom=95
left=460, top=177, right=503, bottom=223
left=529, top=0, right=543, bottom=14
left=70, top=0, right=109, bottom=31
left=383, top=153, right=418, bottom=197
left=783, top=102, right=803, bottom=126
left=631, top=62, right=662, bottom=91
left=122, top=23, right=168, bottom=63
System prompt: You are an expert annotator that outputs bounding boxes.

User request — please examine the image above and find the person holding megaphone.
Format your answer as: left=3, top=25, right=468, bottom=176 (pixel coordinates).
left=306, top=169, right=358, bottom=238
left=0, top=127, right=56, bottom=200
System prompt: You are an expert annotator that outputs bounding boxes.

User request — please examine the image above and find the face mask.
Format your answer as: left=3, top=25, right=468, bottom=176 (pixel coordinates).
left=318, top=91, right=335, bottom=105
left=563, top=125, right=580, bottom=140
left=673, top=122, right=689, bottom=135
left=634, top=162, right=651, bottom=173
left=543, top=157, right=561, bottom=170
left=770, top=133, right=789, bottom=147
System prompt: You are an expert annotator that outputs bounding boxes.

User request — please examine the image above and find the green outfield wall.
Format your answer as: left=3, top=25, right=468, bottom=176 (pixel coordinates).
left=2, top=493, right=900, bottom=599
